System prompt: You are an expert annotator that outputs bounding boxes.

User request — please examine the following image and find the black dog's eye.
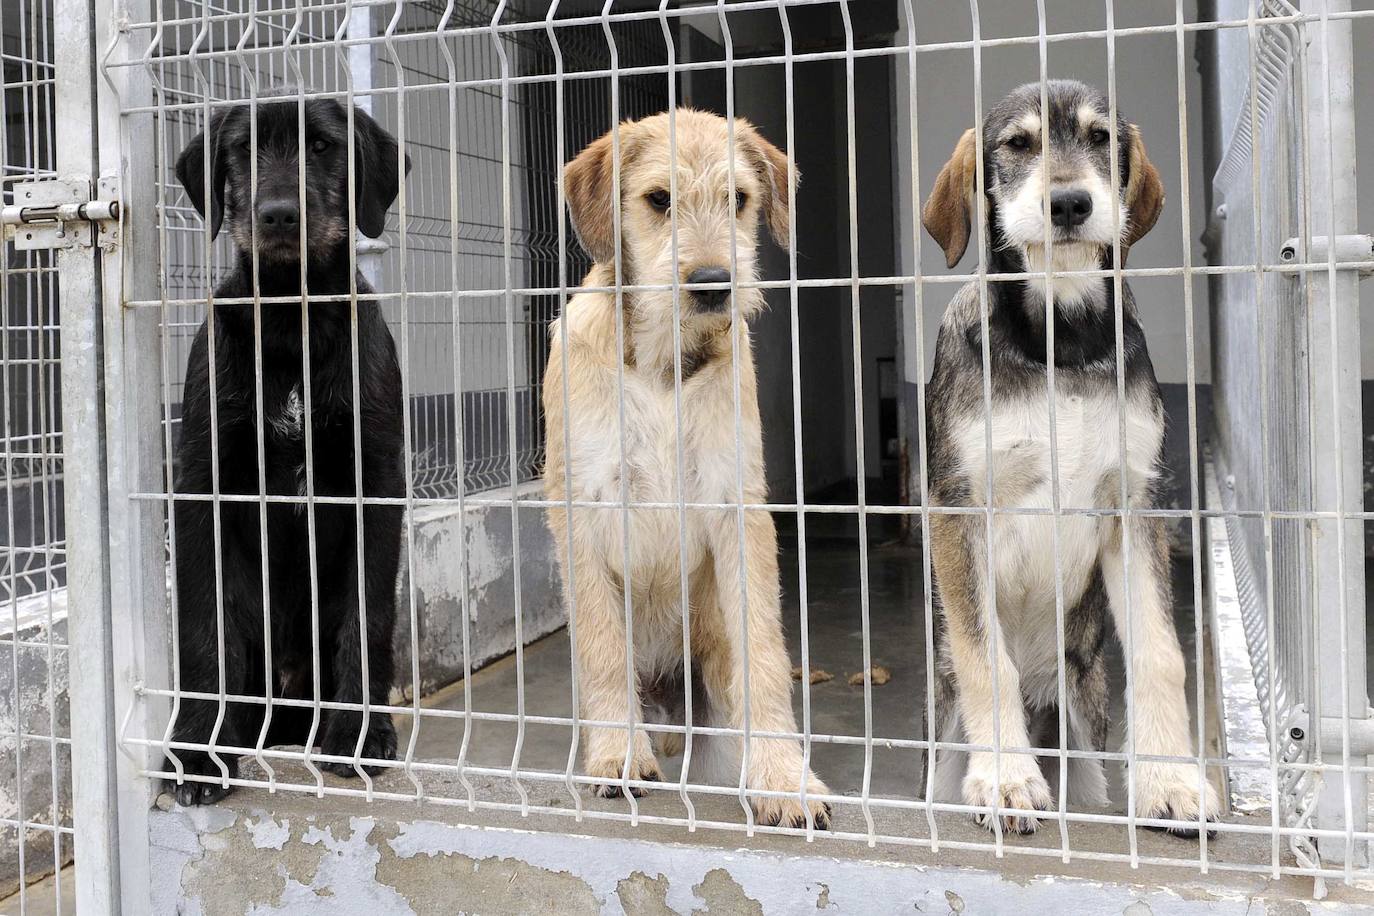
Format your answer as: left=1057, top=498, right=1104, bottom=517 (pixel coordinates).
left=734, top=190, right=747, bottom=213
left=1005, top=134, right=1031, bottom=151
left=646, top=189, right=671, bottom=212
left=310, top=138, right=331, bottom=154
left=1090, top=128, right=1111, bottom=146
left=238, top=140, right=253, bottom=154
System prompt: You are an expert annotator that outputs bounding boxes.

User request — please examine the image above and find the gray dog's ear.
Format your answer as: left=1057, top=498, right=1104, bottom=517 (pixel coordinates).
left=175, top=109, right=232, bottom=239
left=1123, top=123, right=1164, bottom=250
left=349, top=104, right=411, bottom=239
left=922, top=128, right=978, bottom=269
left=563, top=128, right=626, bottom=264
left=739, top=120, right=797, bottom=248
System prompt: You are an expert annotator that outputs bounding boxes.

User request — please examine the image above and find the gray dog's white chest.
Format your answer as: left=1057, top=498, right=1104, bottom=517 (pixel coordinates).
left=950, top=388, right=1162, bottom=622
left=952, top=388, right=1160, bottom=509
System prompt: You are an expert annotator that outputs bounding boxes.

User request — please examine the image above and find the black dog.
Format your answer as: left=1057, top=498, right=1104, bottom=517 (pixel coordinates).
left=167, top=99, right=409, bottom=805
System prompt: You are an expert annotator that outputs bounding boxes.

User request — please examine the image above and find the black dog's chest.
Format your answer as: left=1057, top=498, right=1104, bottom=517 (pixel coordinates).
left=217, top=365, right=361, bottom=497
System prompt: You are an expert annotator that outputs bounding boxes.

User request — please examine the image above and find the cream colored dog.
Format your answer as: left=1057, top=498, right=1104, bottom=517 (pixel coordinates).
left=542, top=109, right=830, bottom=829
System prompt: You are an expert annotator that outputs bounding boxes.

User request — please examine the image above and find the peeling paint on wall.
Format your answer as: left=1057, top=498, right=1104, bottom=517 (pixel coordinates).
left=147, top=801, right=1326, bottom=916
left=394, top=493, right=564, bottom=700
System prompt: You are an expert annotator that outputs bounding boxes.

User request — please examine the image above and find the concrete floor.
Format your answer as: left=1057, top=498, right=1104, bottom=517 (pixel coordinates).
left=0, top=866, right=73, bottom=916
left=398, top=536, right=1216, bottom=809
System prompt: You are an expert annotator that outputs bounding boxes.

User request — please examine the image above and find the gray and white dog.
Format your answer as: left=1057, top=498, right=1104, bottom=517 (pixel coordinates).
left=921, top=80, right=1219, bottom=837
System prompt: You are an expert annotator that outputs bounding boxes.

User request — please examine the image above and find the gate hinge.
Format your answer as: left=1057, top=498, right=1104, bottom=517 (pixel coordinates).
left=1279, top=234, right=1374, bottom=277
left=2, top=176, right=120, bottom=251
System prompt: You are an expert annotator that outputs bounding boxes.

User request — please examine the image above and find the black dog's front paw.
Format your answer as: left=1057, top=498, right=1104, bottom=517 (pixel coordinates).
left=320, top=711, right=397, bottom=777
left=165, top=750, right=239, bottom=807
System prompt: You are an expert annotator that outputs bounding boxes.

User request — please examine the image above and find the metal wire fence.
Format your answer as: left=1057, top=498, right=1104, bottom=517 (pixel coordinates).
left=1, top=0, right=73, bottom=910
left=14, top=0, right=1374, bottom=910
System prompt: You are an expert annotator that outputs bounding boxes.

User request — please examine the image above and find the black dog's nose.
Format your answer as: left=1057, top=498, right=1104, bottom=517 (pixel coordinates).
left=1049, top=190, right=1093, bottom=229
left=687, top=266, right=731, bottom=311
left=257, top=200, right=300, bottom=231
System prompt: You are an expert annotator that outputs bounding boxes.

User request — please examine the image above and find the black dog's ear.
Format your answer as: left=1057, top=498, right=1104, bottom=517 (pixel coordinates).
left=349, top=105, right=410, bottom=239
left=175, top=109, right=233, bottom=239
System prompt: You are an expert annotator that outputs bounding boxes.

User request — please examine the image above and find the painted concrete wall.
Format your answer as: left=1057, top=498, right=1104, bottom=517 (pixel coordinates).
left=393, top=486, right=564, bottom=702
left=145, top=775, right=1365, bottom=915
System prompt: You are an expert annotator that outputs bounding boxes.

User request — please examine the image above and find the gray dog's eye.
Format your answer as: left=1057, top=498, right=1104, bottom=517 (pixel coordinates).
left=311, top=138, right=331, bottom=154
left=646, top=189, right=671, bottom=212
left=1004, top=134, right=1031, bottom=151
left=1090, top=128, right=1110, bottom=145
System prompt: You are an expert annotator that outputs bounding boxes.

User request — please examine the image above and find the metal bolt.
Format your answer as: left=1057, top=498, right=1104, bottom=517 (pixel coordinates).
left=1215, top=204, right=1228, bottom=219
left=1290, top=726, right=1305, bottom=742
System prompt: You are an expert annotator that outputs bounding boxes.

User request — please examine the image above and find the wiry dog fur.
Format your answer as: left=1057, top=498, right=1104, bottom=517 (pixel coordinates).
left=921, top=81, right=1219, bottom=837
left=542, top=109, right=830, bottom=829
left=167, top=99, right=409, bottom=805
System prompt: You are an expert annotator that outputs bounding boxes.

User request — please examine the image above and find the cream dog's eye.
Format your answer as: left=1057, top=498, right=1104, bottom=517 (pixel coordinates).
left=735, top=190, right=747, bottom=212
left=646, top=189, right=671, bottom=212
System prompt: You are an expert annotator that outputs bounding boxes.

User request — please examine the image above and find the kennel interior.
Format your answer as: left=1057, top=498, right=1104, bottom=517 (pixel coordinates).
left=3, top=0, right=1374, bottom=912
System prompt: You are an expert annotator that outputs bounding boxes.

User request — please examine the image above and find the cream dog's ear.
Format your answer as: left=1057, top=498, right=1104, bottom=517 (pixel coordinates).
left=738, top=120, right=798, bottom=248
left=564, top=126, right=637, bottom=263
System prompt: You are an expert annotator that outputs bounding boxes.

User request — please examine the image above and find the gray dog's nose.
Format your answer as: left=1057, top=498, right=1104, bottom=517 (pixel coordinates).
left=687, top=266, right=731, bottom=311
left=257, top=200, right=300, bottom=231
left=1049, top=189, right=1093, bottom=229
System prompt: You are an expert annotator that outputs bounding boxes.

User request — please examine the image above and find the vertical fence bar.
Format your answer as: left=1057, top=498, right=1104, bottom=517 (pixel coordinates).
left=1302, top=0, right=1368, bottom=872
left=52, top=0, right=120, bottom=910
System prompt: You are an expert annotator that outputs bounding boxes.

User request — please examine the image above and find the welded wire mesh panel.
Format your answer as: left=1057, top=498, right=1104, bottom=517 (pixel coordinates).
left=1209, top=0, right=1311, bottom=796
left=92, top=0, right=1374, bottom=898
left=0, top=0, right=74, bottom=909
left=1209, top=0, right=1371, bottom=878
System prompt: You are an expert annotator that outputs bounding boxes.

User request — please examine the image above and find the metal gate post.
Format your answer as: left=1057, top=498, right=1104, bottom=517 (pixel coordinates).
left=98, top=0, right=169, bottom=911
left=51, top=0, right=121, bottom=911
left=51, top=0, right=166, bottom=911
left=1301, top=0, right=1369, bottom=871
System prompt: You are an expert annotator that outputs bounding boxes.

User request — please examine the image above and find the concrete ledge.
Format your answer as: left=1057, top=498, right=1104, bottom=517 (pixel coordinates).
left=146, top=764, right=1370, bottom=914
left=393, top=482, right=563, bottom=701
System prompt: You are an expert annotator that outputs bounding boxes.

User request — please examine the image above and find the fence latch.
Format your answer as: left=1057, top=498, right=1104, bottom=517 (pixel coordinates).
left=2, top=177, right=120, bottom=251
left=1278, top=234, right=1374, bottom=277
